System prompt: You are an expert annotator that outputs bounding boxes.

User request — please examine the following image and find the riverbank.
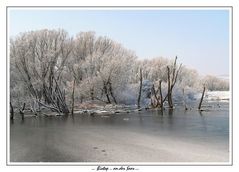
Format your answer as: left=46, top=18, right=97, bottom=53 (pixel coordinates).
left=14, top=95, right=230, bottom=119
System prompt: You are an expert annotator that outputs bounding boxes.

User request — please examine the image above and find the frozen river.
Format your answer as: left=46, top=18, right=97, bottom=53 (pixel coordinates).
left=10, top=102, right=229, bottom=163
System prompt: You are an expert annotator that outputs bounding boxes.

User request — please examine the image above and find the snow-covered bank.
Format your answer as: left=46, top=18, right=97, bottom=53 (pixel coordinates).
left=72, top=91, right=230, bottom=116
left=195, top=91, right=230, bottom=101
left=74, top=102, right=140, bottom=115
left=15, top=91, right=229, bottom=118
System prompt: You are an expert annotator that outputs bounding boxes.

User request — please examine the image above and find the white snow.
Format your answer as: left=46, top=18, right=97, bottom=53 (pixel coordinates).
left=195, top=91, right=230, bottom=101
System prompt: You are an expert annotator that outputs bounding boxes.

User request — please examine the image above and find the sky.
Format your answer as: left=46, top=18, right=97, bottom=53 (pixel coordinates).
left=8, top=8, right=230, bottom=76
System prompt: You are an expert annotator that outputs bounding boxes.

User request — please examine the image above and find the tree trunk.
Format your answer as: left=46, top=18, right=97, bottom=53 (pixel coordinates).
left=103, top=82, right=111, bottom=104
left=158, top=80, right=163, bottom=109
left=167, top=66, right=173, bottom=108
left=10, top=102, right=14, bottom=120
left=19, top=103, right=25, bottom=120
left=30, top=99, right=39, bottom=115
left=19, top=103, right=26, bottom=114
left=151, top=80, right=164, bottom=109
left=198, top=86, right=206, bottom=110
left=166, top=57, right=182, bottom=109
left=137, top=68, right=143, bottom=108
left=41, top=77, right=69, bottom=114
left=71, top=79, right=76, bottom=115
left=53, top=77, right=69, bottom=114
left=109, top=82, right=117, bottom=104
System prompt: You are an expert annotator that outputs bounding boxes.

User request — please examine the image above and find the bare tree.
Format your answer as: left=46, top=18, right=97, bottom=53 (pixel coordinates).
left=158, top=80, right=163, bottom=109
left=71, top=78, right=76, bottom=115
left=167, top=66, right=173, bottom=108
left=150, top=57, right=182, bottom=109
left=198, top=85, right=206, bottom=110
left=166, top=56, right=182, bottom=108
left=151, top=80, right=164, bottom=109
left=137, top=68, right=143, bottom=108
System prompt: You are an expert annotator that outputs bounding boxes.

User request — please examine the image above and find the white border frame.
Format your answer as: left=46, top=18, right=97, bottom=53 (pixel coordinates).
left=6, top=6, right=233, bottom=166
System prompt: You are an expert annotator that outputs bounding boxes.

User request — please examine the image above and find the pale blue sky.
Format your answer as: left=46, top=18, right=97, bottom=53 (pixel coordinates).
left=9, top=8, right=230, bottom=76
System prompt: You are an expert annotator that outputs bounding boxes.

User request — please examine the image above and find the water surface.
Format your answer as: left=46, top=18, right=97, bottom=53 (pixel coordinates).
left=10, top=103, right=229, bottom=162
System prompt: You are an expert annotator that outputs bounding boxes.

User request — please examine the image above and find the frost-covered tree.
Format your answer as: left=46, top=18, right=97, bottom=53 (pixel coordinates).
left=178, top=66, right=200, bottom=89
left=71, top=32, right=136, bottom=104
left=10, top=29, right=73, bottom=114
left=141, top=57, right=169, bottom=82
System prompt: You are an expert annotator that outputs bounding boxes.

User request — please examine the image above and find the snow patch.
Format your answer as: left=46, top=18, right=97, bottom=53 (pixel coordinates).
left=195, top=91, right=229, bottom=101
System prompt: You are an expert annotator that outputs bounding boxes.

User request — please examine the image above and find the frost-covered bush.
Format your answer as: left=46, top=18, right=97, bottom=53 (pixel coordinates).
left=116, top=84, right=138, bottom=105
left=202, top=75, right=229, bottom=91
